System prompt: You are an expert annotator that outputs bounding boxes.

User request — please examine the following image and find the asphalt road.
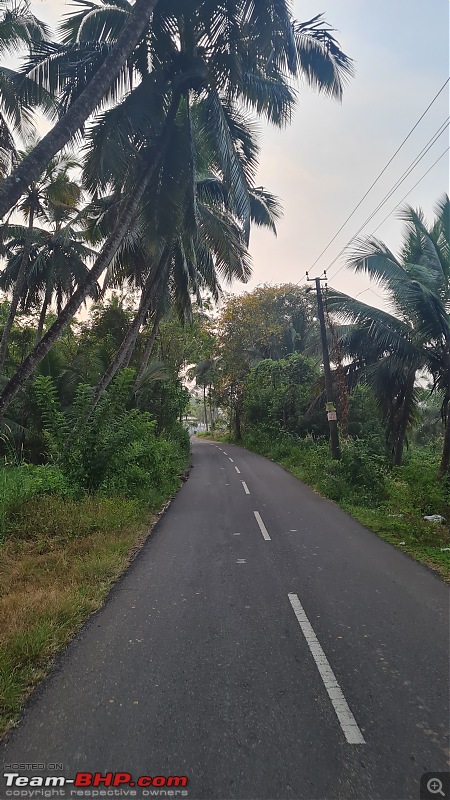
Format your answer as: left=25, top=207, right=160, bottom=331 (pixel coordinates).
left=1, top=437, right=449, bottom=800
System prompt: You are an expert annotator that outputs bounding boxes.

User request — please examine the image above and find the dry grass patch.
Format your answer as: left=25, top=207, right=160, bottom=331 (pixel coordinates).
left=0, top=494, right=156, bottom=738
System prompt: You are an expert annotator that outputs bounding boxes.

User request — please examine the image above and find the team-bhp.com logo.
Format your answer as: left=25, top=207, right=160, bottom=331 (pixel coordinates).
left=3, top=772, right=188, bottom=795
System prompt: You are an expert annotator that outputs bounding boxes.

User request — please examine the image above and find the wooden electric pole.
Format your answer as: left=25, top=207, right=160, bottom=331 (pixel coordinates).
left=307, top=271, right=341, bottom=460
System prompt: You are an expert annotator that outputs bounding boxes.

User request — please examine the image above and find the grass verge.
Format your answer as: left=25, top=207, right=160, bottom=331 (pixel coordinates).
left=0, top=489, right=176, bottom=738
left=200, top=432, right=450, bottom=582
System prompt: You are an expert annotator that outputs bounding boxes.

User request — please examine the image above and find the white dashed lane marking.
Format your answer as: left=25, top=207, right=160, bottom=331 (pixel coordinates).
left=241, top=481, right=250, bottom=495
left=253, top=511, right=271, bottom=541
left=288, top=593, right=365, bottom=745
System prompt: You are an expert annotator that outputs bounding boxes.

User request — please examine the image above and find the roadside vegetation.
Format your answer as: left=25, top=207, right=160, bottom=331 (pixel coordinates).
left=0, top=0, right=447, bottom=742
left=0, top=346, right=190, bottom=736
left=196, top=194, right=450, bottom=579
left=0, top=0, right=353, bottom=736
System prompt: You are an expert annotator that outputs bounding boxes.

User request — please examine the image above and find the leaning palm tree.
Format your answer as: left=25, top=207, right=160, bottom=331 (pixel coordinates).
left=327, top=195, right=450, bottom=470
left=0, top=0, right=50, bottom=176
left=0, top=0, right=353, bottom=217
left=0, top=221, right=96, bottom=343
left=88, top=106, right=282, bottom=404
left=0, top=152, right=81, bottom=369
left=0, top=1, right=352, bottom=418
left=0, top=0, right=160, bottom=216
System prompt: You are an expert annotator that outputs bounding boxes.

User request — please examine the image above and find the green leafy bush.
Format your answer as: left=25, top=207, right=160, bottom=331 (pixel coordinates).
left=388, top=447, right=448, bottom=517
left=243, top=427, right=387, bottom=505
left=33, top=370, right=189, bottom=502
left=0, top=464, right=71, bottom=539
left=244, top=354, right=322, bottom=437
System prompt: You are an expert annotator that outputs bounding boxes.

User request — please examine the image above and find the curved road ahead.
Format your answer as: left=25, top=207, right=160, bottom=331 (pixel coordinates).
left=1, top=437, right=449, bottom=800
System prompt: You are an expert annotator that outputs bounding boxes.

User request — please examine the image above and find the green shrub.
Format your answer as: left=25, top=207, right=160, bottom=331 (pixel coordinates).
left=0, top=465, right=71, bottom=539
left=243, top=428, right=387, bottom=505
left=388, top=447, right=447, bottom=516
left=33, top=371, right=189, bottom=502
left=4, top=494, right=142, bottom=542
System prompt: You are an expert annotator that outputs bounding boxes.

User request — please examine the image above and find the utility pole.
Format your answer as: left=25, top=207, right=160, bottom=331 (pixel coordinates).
left=307, top=271, right=341, bottom=460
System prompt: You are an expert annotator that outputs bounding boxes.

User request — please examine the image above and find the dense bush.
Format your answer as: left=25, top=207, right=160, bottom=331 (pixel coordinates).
left=33, top=370, right=189, bottom=502
left=0, top=464, right=71, bottom=539
left=244, top=354, right=324, bottom=437
left=390, top=447, right=449, bottom=517
left=245, top=426, right=387, bottom=505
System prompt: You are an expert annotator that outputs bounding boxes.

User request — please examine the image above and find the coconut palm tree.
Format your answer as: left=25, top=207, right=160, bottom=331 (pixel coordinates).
left=0, top=0, right=160, bottom=217
left=0, top=0, right=50, bottom=176
left=327, top=195, right=449, bottom=470
left=89, top=146, right=282, bottom=404
left=0, top=0, right=353, bottom=217
left=0, top=221, right=96, bottom=344
left=0, top=152, right=82, bottom=368
left=0, top=1, right=353, bottom=418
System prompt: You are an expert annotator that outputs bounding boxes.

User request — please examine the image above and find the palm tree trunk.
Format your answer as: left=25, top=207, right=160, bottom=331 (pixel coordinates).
left=440, top=380, right=450, bottom=476
left=393, top=368, right=416, bottom=466
left=208, top=384, right=214, bottom=430
left=0, top=205, right=35, bottom=372
left=0, top=96, right=180, bottom=420
left=440, top=414, right=450, bottom=476
left=91, top=245, right=172, bottom=407
left=91, top=281, right=157, bottom=407
left=121, top=333, right=139, bottom=370
left=203, top=385, right=208, bottom=431
left=35, top=286, right=51, bottom=344
left=235, top=403, right=241, bottom=440
left=134, top=308, right=163, bottom=387
left=0, top=0, right=160, bottom=220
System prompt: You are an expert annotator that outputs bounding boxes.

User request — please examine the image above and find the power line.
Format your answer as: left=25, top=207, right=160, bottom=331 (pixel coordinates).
left=355, top=287, right=386, bottom=301
left=307, top=77, right=450, bottom=274
left=296, top=139, right=447, bottom=288
left=314, top=147, right=449, bottom=314
left=326, top=129, right=449, bottom=281
left=371, top=148, right=449, bottom=234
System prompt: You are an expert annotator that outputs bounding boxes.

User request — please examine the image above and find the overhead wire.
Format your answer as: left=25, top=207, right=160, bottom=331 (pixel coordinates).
left=371, top=147, right=449, bottom=234
left=306, top=77, right=450, bottom=275
left=295, top=142, right=448, bottom=291
left=325, top=123, right=449, bottom=281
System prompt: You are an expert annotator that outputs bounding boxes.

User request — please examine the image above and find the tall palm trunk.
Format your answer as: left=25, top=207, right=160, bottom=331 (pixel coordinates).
left=134, top=308, right=163, bottom=387
left=35, top=284, right=51, bottom=343
left=439, top=373, right=450, bottom=476
left=393, top=368, right=416, bottom=466
left=91, top=246, right=171, bottom=407
left=440, top=413, right=450, bottom=476
left=208, top=384, right=213, bottom=429
left=0, top=95, right=180, bottom=419
left=0, top=0, right=160, bottom=220
left=203, top=384, right=208, bottom=431
left=0, top=204, right=35, bottom=371
left=91, top=283, right=156, bottom=407
left=234, top=403, right=242, bottom=440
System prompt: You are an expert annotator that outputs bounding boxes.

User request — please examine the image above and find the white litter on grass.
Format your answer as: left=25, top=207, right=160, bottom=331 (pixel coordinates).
left=399, top=541, right=406, bottom=545
left=424, top=515, right=446, bottom=523
left=440, top=547, right=450, bottom=551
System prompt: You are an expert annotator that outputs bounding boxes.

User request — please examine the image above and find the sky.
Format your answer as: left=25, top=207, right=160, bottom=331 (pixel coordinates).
left=30, top=0, right=450, bottom=309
